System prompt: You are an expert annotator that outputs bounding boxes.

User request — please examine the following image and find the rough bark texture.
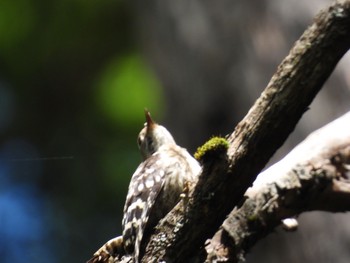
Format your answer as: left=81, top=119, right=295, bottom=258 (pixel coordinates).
left=206, top=112, right=350, bottom=262
left=140, top=1, right=350, bottom=262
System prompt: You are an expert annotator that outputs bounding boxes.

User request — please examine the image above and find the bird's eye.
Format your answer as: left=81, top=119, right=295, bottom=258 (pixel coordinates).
left=137, top=136, right=142, bottom=147
left=146, top=137, right=154, bottom=153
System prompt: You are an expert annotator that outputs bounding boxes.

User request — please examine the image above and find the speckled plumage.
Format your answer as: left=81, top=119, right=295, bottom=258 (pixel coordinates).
left=122, top=111, right=201, bottom=262
left=87, top=111, right=200, bottom=263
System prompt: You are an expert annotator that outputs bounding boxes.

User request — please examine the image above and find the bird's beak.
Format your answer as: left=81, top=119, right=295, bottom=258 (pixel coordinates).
left=144, top=109, right=156, bottom=129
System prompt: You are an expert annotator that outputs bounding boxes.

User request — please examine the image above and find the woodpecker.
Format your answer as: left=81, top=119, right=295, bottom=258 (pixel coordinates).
left=88, top=111, right=201, bottom=263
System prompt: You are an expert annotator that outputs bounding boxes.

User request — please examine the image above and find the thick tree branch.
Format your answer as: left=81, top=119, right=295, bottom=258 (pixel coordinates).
left=206, top=111, right=350, bottom=262
left=141, top=1, right=350, bottom=262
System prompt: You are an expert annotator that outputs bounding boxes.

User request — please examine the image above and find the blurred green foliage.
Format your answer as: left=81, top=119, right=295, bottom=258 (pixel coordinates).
left=0, top=1, right=164, bottom=262
left=0, top=0, right=36, bottom=51
left=96, top=54, right=164, bottom=128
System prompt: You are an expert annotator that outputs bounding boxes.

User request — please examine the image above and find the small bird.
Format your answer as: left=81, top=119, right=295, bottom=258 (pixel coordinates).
left=88, top=111, right=201, bottom=263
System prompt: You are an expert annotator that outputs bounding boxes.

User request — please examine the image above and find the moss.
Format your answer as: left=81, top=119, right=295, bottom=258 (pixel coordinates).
left=194, top=137, right=229, bottom=161
left=247, top=214, right=258, bottom=222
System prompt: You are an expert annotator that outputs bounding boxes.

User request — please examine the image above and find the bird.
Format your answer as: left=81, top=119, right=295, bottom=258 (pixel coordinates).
left=88, top=110, right=201, bottom=263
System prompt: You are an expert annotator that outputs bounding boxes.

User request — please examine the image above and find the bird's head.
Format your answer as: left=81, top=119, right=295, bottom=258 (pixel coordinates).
left=137, top=110, right=176, bottom=160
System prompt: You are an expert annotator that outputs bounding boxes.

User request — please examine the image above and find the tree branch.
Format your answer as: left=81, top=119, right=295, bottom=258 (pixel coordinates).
left=141, top=1, right=350, bottom=262
left=206, top=111, right=350, bottom=262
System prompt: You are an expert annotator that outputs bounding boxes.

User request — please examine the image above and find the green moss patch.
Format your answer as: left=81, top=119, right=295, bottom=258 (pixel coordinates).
left=194, top=137, right=229, bottom=161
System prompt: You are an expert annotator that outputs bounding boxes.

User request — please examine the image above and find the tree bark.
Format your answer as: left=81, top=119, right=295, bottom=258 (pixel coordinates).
left=206, top=111, right=350, bottom=262
left=141, top=1, right=350, bottom=262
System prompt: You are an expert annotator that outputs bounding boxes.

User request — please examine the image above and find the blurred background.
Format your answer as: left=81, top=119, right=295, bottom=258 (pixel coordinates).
left=0, top=0, right=349, bottom=262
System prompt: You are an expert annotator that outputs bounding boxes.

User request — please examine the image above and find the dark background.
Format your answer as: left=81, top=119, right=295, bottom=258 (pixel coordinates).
left=0, top=1, right=349, bottom=262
